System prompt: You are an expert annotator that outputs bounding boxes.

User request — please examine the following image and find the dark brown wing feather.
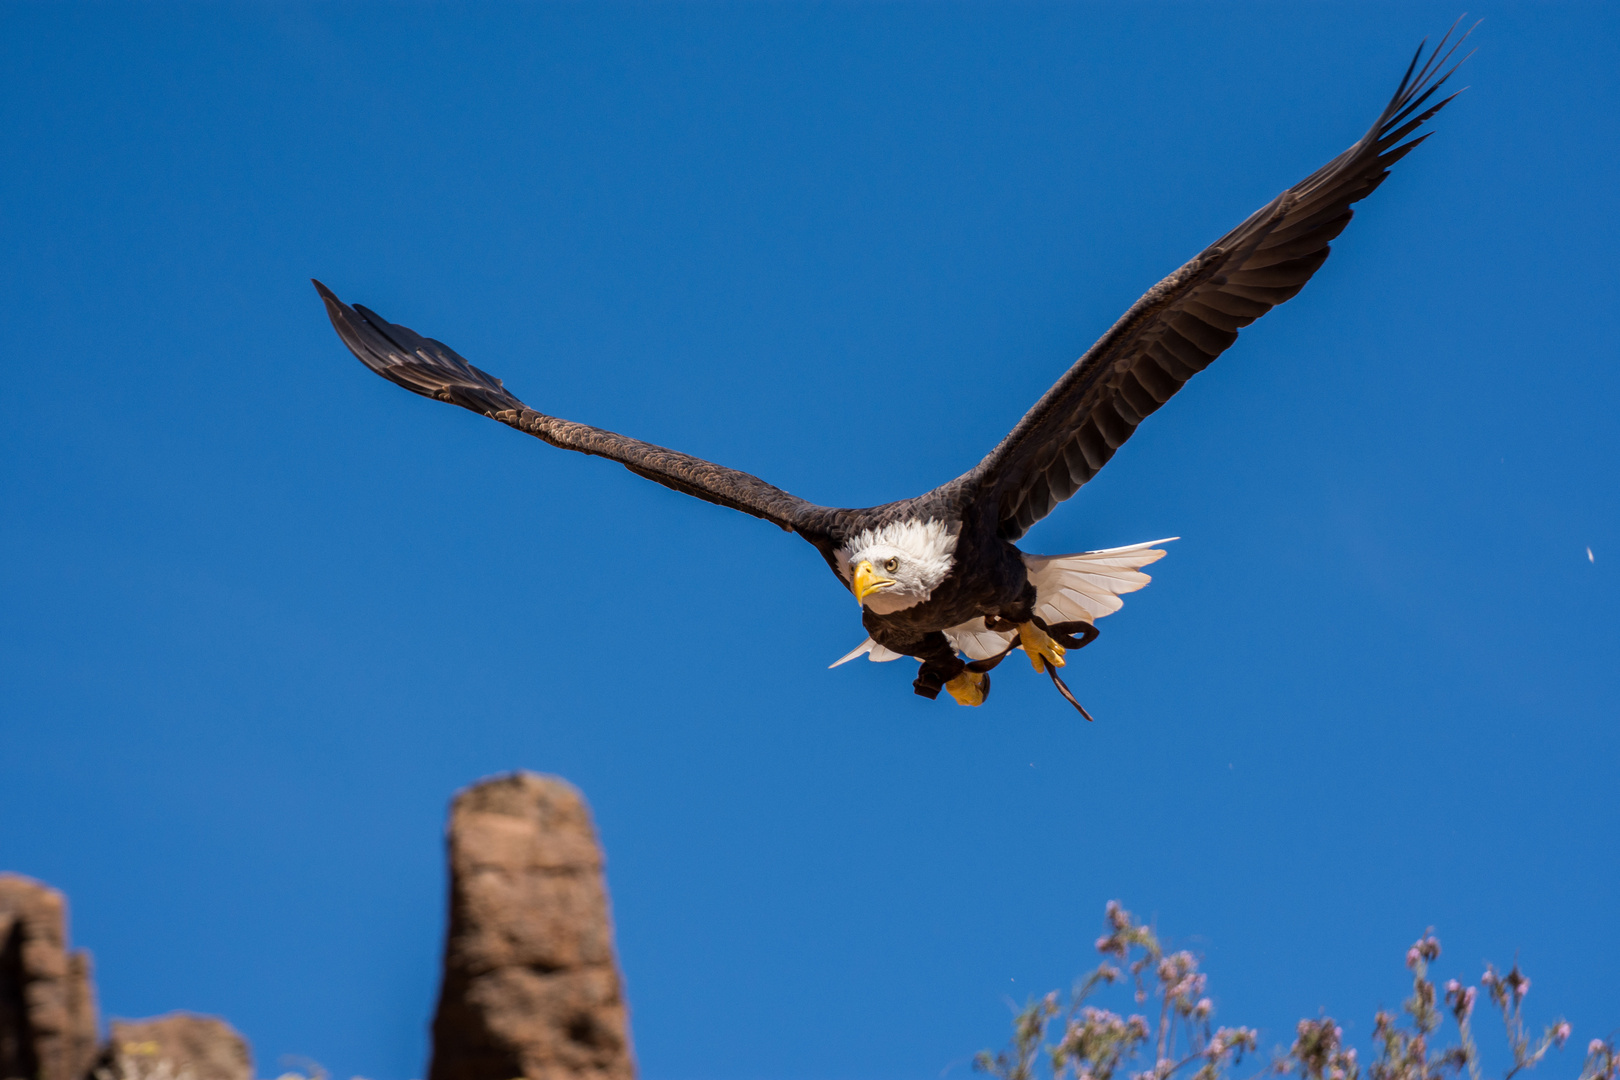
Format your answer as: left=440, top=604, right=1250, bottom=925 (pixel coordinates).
left=961, top=27, right=1470, bottom=541
left=314, top=281, right=839, bottom=537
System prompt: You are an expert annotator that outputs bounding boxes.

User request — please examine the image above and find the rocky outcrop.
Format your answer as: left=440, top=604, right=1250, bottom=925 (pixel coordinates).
left=0, top=875, right=99, bottom=1080
left=5, top=773, right=638, bottom=1080
left=429, top=773, right=634, bottom=1080
left=95, top=1013, right=251, bottom=1080
left=0, top=878, right=250, bottom=1080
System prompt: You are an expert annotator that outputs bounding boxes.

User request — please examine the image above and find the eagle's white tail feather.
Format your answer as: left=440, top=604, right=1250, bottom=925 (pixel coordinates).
left=1025, top=538, right=1175, bottom=628
left=943, top=619, right=1016, bottom=661
left=828, top=638, right=906, bottom=668
left=829, top=640, right=872, bottom=667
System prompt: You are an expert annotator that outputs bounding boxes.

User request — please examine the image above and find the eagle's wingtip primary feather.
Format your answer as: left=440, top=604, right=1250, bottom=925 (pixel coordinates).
left=312, top=279, right=362, bottom=337
left=312, top=281, right=350, bottom=331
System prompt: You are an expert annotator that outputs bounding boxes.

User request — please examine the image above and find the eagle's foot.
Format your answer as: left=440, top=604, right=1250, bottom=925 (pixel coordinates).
left=944, top=669, right=989, bottom=707
left=1018, top=622, right=1066, bottom=673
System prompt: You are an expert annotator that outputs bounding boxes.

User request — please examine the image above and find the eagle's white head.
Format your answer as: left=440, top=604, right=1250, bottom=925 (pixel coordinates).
left=836, top=519, right=958, bottom=614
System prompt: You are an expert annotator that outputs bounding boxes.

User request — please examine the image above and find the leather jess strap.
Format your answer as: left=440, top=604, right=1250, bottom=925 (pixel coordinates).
left=965, top=618, right=1099, bottom=721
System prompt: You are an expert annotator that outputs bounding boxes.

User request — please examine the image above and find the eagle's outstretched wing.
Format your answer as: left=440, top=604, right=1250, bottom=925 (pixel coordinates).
left=958, top=27, right=1470, bottom=542
left=315, top=281, right=840, bottom=538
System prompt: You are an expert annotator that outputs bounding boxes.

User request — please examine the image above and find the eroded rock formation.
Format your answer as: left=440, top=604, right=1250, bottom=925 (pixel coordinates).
left=0, top=875, right=99, bottom=1080
left=1, top=877, right=249, bottom=1080
left=95, top=1013, right=252, bottom=1080
left=429, top=772, right=634, bottom=1080
left=5, top=772, right=637, bottom=1080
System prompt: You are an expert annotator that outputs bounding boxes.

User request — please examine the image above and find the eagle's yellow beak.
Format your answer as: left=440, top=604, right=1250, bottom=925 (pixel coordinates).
left=852, top=560, right=895, bottom=604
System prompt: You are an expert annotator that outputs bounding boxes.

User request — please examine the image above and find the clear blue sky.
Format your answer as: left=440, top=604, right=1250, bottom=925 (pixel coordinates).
left=3, top=4, right=1616, bottom=1079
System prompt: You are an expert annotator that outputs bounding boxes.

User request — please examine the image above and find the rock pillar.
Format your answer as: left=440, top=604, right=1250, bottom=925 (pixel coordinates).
left=428, top=773, right=634, bottom=1080
left=94, top=1013, right=251, bottom=1080
left=0, top=875, right=99, bottom=1080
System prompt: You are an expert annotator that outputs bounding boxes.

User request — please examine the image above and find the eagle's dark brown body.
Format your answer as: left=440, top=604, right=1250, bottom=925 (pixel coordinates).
left=855, top=517, right=1035, bottom=682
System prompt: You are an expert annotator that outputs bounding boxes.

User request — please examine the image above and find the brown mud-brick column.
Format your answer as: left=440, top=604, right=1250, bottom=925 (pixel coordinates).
left=0, top=875, right=99, bottom=1080
left=429, top=773, right=634, bottom=1080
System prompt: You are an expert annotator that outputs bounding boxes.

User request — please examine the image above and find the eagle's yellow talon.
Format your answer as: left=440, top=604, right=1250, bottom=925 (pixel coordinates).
left=1018, top=622, right=1066, bottom=673
left=945, top=669, right=988, bottom=707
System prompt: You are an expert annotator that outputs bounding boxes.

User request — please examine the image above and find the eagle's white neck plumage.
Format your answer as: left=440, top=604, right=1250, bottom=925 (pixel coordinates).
left=837, top=518, right=958, bottom=613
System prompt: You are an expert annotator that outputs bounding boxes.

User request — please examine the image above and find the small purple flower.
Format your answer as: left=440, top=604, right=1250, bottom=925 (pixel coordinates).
left=1553, top=1022, right=1571, bottom=1047
left=1589, top=1040, right=1606, bottom=1056
left=1444, top=980, right=1477, bottom=1020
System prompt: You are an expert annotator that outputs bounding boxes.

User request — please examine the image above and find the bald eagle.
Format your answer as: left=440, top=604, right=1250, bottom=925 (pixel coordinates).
left=316, top=32, right=1465, bottom=716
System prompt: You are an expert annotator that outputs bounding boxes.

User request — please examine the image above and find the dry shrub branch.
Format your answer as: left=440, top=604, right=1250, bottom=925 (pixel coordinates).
left=976, top=904, right=1616, bottom=1080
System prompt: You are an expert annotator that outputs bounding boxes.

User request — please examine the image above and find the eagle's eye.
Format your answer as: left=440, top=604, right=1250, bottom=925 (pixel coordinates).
left=884, top=557, right=899, bottom=573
